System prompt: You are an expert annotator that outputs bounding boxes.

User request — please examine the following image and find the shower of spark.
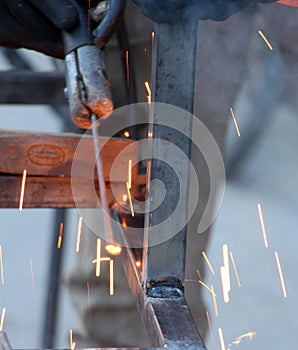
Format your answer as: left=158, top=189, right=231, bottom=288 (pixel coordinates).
left=76, top=217, right=83, bottom=253
left=19, top=169, right=27, bottom=211
left=0, top=245, right=4, bottom=285
left=257, top=203, right=269, bottom=248
left=258, top=30, right=273, bottom=51
left=275, top=251, right=287, bottom=298
left=202, top=251, right=215, bottom=275
left=229, top=107, right=241, bottom=137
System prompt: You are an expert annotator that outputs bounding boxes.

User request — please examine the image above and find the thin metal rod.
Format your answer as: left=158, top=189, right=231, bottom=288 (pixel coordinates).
left=91, top=114, right=114, bottom=243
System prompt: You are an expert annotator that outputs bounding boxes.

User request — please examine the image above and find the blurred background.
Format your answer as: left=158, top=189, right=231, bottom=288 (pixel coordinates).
left=0, top=1, right=297, bottom=349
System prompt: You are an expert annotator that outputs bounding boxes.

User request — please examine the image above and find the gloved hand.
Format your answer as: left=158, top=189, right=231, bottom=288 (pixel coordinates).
left=132, top=0, right=277, bottom=23
left=0, top=0, right=100, bottom=58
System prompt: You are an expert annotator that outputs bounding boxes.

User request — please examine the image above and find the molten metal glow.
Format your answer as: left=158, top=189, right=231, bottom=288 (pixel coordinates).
left=105, top=244, right=122, bottom=256
left=110, top=259, right=114, bottom=296
left=229, top=107, right=241, bottom=137
left=202, top=251, right=215, bottom=275
left=126, top=181, right=135, bottom=217
left=57, top=222, right=64, bottom=249
left=258, top=30, right=273, bottom=51
left=275, top=251, right=287, bottom=298
left=230, top=251, right=241, bottom=287
left=0, top=245, right=4, bottom=285
left=0, top=307, right=6, bottom=331
left=124, top=130, right=130, bottom=138
left=257, top=203, right=269, bottom=248
left=76, top=217, right=83, bottom=253
left=19, top=169, right=27, bottom=211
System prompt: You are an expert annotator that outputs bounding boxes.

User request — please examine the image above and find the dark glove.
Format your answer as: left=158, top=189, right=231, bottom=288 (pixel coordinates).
left=132, top=0, right=276, bottom=23
left=0, top=0, right=100, bottom=58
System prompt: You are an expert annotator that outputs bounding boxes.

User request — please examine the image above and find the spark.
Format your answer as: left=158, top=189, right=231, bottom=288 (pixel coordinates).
left=69, top=329, right=73, bottom=350
left=122, top=194, right=128, bottom=202
left=196, top=269, right=203, bottom=281
left=148, top=131, right=153, bottom=138
left=30, top=259, right=36, bottom=303
left=218, top=328, right=226, bottom=350
left=0, top=245, right=4, bottom=285
left=231, top=331, right=256, bottom=345
left=151, top=31, right=155, bottom=47
left=124, top=130, right=130, bottom=138
left=211, top=285, right=219, bottom=316
left=229, top=107, right=241, bottom=137
left=145, top=81, right=151, bottom=104
left=71, top=342, right=76, bottom=350
left=230, top=251, right=241, bottom=287
left=257, top=203, right=269, bottom=248
left=136, top=260, right=141, bottom=268
left=126, top=181, right=135, bottom=217
left=202, top=251, right=215, bottom=275
left=258, top=30, right=273, bottom=51
left=122, top=218, right=127, bottom=228
left=0, top=307, right=6, bottom=331
left=206, top=311, right=216, bottom=349
left=199, top=280, right=216, bottom=296
left=19, top=169, right=27, bottom=211
left=57, top=222, right=64, bottom=249
left=105, top=244, right=122, bottom=256
left=76, top=216, right=83, bottom=253
left=275, top=251, right=287, bottom=298
left=220, top=266, right=230, bottom=303
left=128, top=159, right=132, bottom=190
left=125, top=50, right=130, bottom=87
left=96, top=239, right=101, bottom=277
left=86, top=281, right=91, bottom=320
left=110, top=259, right=114, bottom=296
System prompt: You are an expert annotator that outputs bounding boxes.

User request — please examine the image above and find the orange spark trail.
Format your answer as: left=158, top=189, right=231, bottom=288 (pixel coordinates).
left=230, top=251, right=241, bottom=287
left=125, top=50, right=130, bottom=87
left=199, top=280, right=216, bottom=296
left=258, top=30, right=273, bottom=51
left=0, top=245, right=4, bottom=285
left=19, top=169, right=27, bottom=211
left=57, top=222, right=64, bottom=249
left=145, top=81, right=151, bottom=104
left=275, top=251, right=287, bottom=298
left=211, top=285, right=219, bottom=316
left=218, top=328, right=226, bottom=350
left=202, top=251, right=215, bottom=275
left=76, top=217, right=83, bottom=253
left=126, top=181, right=135, bottom=217
left=257, top=203, right=269, bottom=248
left=206, top=311, right=216, bottom=348
left=0, top=307, right=6, bottom=331
left=196, top=269, right=203, bottom=281
left=229, top=107, right=241, bottom=137
left=110, top=259, right=114, bottom=296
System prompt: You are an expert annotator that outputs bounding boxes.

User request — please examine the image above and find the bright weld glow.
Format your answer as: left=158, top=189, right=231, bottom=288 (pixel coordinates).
left=230, top=251, right=241, bottom=287
left=257, top=203, right=269, bottom=248
left=124, top=130, right=130, bottom=138
left=148, top=131, right=153, bottom=138
left=126, top=181, right=135, bottom=217
left=19, top=169, right=27, bottom=211
left=229, top=107, right=241, bottom=137
left=223, top=244, right=231, bottom=292
left=275, top=251, right=287, bottom=298
left=128, top=159, right=132, bottom=190
left=0, top=307, right=6, bottom=331
left=218, top=328, right=226, bottom=350
left=136, top=260, right=141, bottom=268
left=0, top=245, right=4, bottom=285
left=69, top=329, right=73, bottom=350
left=199, top=280, right=216, bottom=296
left=76, top=217, right=83, bottom=253
left=96, top=239, right=101, bottom=277
left=211, top=285, right=219, bottom=316
left=105, top=244, right=122, bottom=256
left=30, top=259, right=36, bottom=303
left=125, top=50, right=130, bottom=87
left=258, top=30, right=273, bottom=51
left=57, top=222, right=63, bottom=249
left=202, top=251, right=215, bottom=275
left=220, top=266, right=230, bottom=303
left=110, top=259, right=114, bottom=296
left=145, top=81, right=152, bottom=104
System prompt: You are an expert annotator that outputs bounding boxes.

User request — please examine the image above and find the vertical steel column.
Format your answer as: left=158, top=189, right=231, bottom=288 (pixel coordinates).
left=143, top=20, right=198, bottom=287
